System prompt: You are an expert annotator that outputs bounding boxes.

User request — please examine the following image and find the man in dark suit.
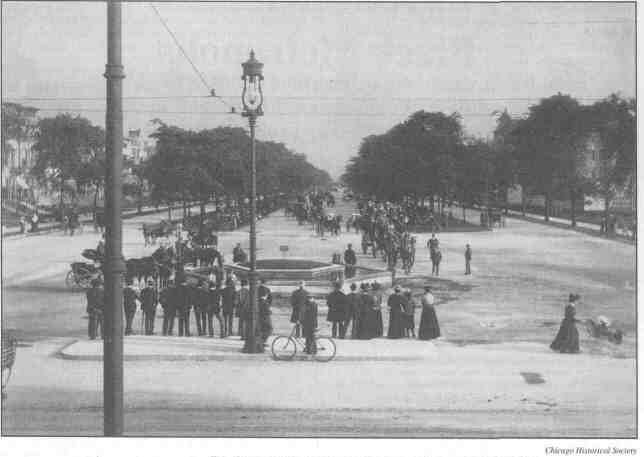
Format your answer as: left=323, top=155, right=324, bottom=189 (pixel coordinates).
left=346, top=283, right=361, bottom=339
left=326, top=281, right=348, bottom=338
left=206, top=282, right=223, bottom=338
left=344, top=244, right=357, bottom=278
left=300, top=297, right=318, bottom=354
left=237, top=279, right=250, bottom=339
left=86, top=279, right=104, bottom=340
left=290, top=281, right=309, bottom=338
left=221, top=278, right=237, bottom=337
left=177, top=280, right=191, bottom=337
left=258, top=278, right=272, bottom=307
left=140, top=279, right=158, bottom=335
left=159, top=280, right=176, bottom=336
left=123, top=280, right=139, bottom=336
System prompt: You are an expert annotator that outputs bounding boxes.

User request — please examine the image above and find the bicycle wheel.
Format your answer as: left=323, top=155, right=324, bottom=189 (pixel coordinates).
left=271, top=336, right=297, bottom=361
left=313, top=337, right=336, bottom=362
left=65, top=271, right=76, bottom=289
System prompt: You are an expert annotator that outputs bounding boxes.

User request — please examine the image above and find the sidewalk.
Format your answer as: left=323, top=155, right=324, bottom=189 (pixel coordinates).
left=58, top=335, right=438, bottom=362
left=2, top=203, right=197, bottom=238
left=505, top=209, right=635, bottom=244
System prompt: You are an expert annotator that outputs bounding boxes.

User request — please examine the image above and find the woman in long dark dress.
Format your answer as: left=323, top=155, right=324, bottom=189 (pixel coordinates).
left=550, top=294, right=580, bottom=353
left=418, top=286, right=440, bottom=340
left=386, top=286, right=406, bottom=339
left=371, top=282, right=384, bottom=338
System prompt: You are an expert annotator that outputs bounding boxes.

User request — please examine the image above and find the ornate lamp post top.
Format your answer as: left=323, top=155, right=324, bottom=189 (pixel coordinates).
left=241, top=49, right=264, bottom=117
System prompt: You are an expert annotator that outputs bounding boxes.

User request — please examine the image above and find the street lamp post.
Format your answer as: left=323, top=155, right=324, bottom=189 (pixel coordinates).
left=241, top=50, right=264, bottom=354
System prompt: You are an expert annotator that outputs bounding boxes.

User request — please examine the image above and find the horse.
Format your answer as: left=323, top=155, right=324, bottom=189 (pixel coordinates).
left=400, top=234, right=416, bottom=274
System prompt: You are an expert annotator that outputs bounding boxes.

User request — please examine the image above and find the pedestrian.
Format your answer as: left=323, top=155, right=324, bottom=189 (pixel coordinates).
left=159, top=280, right=176, bottom=336
left=403, top=289, right=416, bottom=338
left=198, top=281, right=210, bottom=336
left=18, top=216, right=26, bottom=234
left=177, top=280, right=191, bottom=337
left=233, top=243, right=247, bottom=263
left=357, top=283, right=375, bottom=339
left=418, top=286, right=440, bottom=340
left=30, top=212, right=39, bottom=233
left=346, top=283, right=361, bottom=339
left=290, top=281, right=308, bottom=338
left=387, top=285, right=406, bottom=339
left=86, top=279, right=104, bottom=340
left=344, top=243, right=357, bottom=278
left=237, top=279, right=250, bottom=339
left=140, top=279, right=158, bottom=335
left=258, top=291, right=273, bottom=346
left=300, top=297, right=318, bottom=354
left=465, top=243, right=472, bottom=275
left=123, top=279, right=139, bottom=336
left=191, top=282, right=204, bottom=336
left=550, top=293, right=581, bottom=354
left=221, top=278, right=237, bottom=337
left=258, top=278, right=272, bottom=308
left=326, top=281, right=347, bottom=338
left=206, top=282, right=223, bottom=338
left=371, top=282, right=384, bottom=337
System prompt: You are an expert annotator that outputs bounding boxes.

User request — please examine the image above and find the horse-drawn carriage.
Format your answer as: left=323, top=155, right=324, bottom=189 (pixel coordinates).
left=66, top=261, right=103, bottom=289
left=480, top=208, right=504, bottom=228
left=142, top=220, right=178, bottom=246
left=65, top=249, right=104, bottom=289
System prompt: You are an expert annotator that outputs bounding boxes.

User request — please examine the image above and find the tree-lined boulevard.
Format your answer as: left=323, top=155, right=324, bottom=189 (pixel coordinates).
left=1, top=193, right=635, bottom=436
left=0, top=2, right=636, bottom=446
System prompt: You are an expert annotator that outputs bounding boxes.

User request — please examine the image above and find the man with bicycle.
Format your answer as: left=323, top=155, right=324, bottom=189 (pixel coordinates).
left=300, top=297, right=318, bottom=354
left=290, top=281, right=309, bottom=338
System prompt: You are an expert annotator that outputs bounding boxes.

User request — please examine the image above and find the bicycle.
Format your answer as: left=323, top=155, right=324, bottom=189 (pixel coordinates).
left=271, top=325, right=336, bottom=362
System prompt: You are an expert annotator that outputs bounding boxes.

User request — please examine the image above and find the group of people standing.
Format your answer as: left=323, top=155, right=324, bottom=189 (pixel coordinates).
left=85, top=274, right=274, bottom=345
left=288, top=280, right=442, bottom=344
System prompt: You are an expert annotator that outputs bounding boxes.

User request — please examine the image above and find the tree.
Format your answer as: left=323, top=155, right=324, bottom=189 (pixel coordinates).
left=146, top=121, right=330, bottom=229
left=587, top=94, right=636, bottom=221
left=123, top=159, right=148, bottom=215
left=342, top=110, right=465, bottom=209
left=31, top=114, right=105, bottom=216
left=511, top=94, right=588, bottom=223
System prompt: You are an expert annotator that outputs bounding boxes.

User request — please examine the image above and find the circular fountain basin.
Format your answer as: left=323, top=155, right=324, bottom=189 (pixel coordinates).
left=187, top=258, right=392, bottom=298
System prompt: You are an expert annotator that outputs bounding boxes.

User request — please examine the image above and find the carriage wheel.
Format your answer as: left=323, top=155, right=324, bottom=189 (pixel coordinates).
left=65, top=270, right=76, bottom=289
left=77, top=274, right=92, bottom=289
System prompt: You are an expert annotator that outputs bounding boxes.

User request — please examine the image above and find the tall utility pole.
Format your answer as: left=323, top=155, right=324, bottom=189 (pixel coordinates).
left=103, top=0, right=125, bottom=436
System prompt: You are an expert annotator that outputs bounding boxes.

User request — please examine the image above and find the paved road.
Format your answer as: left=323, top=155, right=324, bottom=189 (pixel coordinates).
left=1, top=195, right=636, bottom=436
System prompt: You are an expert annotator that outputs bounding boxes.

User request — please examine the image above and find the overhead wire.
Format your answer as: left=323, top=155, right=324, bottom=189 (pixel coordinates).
left=1, top=94, right=611, bottom=102
left=148, top=3, right=236, bottom=113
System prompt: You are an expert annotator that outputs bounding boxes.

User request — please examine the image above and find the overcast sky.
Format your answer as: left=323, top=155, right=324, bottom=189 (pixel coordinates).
left=2, top=2, right=635, bottom=178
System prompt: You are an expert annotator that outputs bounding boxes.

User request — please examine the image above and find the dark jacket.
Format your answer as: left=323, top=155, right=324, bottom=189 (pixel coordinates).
left=176, top=284, right=192, bottom=311
left=207, top=288, right=220, bottom=314
left=344, top=248, right=357, bottom=265
left=346, top=292, right=361, bottom=319
left=221, top=285, right=237, bottom=315
left=159, top=286, right=175, bottom=311
left=258, top=284, right=272, bottom=306
left=140, top=287, right=158, bottom=312
left=326, top=290, right=348, bottom=322
left=290, top=287, right=309, bottom=323
left=301, top=299, right=318, bottom=336
left=123, top=287, right=138, bottom=315
left=86, top=286, right=105, bottom=316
